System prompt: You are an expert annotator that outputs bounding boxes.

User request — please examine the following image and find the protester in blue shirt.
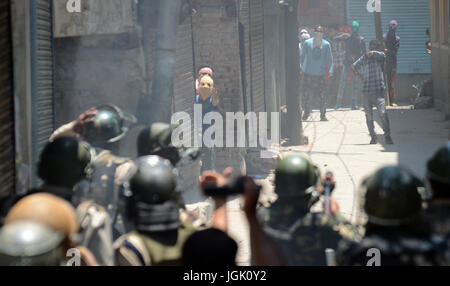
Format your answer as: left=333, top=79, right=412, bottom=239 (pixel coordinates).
left=352, top=40, right=394, bottom=145
left=300, top=25, right=333, bottom=121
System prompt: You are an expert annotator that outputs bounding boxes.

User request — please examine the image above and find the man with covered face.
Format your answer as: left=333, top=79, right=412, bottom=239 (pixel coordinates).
left=383, top=20, right=400, bottom=106
left=335, top=21, right=366, bottom=110
left=195, top=74, right=219, bottom=171
left=300, top=25, right=334, bottom=122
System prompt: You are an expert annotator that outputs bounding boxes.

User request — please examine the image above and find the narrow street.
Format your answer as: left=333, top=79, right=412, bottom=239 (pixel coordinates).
left=226, top=106, right=449, bottom=265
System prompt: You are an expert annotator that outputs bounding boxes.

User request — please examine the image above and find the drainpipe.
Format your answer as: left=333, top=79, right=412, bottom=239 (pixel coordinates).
left=29, top=0, right=38, bottom=187
left=149, top=0, right=181, bottom=125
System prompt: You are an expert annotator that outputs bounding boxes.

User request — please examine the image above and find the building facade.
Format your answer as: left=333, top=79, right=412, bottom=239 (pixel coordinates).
left=430, top=0, right=450, bottom=131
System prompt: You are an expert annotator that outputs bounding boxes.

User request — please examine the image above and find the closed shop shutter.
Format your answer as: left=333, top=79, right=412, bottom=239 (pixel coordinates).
left=0, top=0, right=15, bottom=198
left=347, top=0, right=431, bottom=74
left=249, top=0, right=265, bottom=112
left=31, top=0, right=54, bottom=185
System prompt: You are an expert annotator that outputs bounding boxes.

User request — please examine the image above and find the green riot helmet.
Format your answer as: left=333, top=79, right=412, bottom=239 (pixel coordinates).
left=83, top=104, right=136, bottom=148
left=137, top=122, right=181, bottom=166
left=426, top=142, right=450, bottom=187
left=362, top=166, right=423, bottom=227
left=129, top=155, right=177, bottom=205
left=0, top=221, right=65, bottom=266
left=38, top=137, right=91, bottom=190
left=275, top=154, right=319, bottom=197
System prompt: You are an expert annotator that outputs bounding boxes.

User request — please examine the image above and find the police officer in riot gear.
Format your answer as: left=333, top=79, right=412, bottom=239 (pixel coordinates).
left=261, top=154, right=360, bottom=266
left=50, top=105, right=136, bottom=239
left=423, top=142, right=450, bottom=235
left=337, top=166, right=448, bottom=266
left=0, top=221, right=66, bottom=266
left=36, top=137, right=91, bottom=203
left=114, top=155, right=196, bottom=266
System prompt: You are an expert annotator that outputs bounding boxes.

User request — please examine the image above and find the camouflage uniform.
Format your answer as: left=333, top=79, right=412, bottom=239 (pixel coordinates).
left=114, top=156, right=197, bottom=266
left=261, top=154, right=361, bottom=266
left=337, top=166, right=450, bottom=266
left=337, top=232, right=448, bottom=266
left=262, top=200, right=361, bottom=266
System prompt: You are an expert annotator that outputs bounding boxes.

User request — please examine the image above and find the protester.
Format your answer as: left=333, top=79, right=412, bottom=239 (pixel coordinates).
left=352, top=40, right=394, bottom=145
left=383, top=20, right=401, bottom=106
left=300, top=25, right=334, bottom=121
left=335, top=21, right=365, bottom=110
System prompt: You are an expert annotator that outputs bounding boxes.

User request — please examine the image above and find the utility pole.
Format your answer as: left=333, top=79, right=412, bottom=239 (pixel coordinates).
left=283, top=0, right=303, bottom=145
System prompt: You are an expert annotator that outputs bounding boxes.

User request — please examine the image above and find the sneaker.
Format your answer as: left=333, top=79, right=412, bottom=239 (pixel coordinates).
left=370, top=136, right=377, bottom=144
left=334, top=104, right=341, bottom=110
left=302, top=114, right=309, bottom=121
left=385, top=135, right=394, bottom=145
left=320, top=116, right=328, bottom=122
left=351, top=105, right=359, bottom=110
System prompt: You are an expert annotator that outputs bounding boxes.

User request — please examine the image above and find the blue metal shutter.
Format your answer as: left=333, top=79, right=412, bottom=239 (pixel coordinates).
left=346, top=0, right=431, bottom=74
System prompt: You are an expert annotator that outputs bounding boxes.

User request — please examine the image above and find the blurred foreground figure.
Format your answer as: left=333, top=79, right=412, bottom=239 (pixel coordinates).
left=261, top=154, right=359, bottom=266
left=423, top=143, right=450, bottom=235
left=337, top=166, right=448, bottom=266
left=0, top=221, right=66, bottom=266
left=4, top=193, right=98, bottom=266
left=23, top=137, right=114, bottom=266
left=183, top=169, right=284, bottom=266
left=50, top=105, right=136, bottom=239
left=114, top=156, right=196, bottom=266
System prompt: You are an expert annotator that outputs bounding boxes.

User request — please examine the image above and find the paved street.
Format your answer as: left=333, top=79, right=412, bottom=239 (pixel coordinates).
left=225, top=106, right=449, bottom=266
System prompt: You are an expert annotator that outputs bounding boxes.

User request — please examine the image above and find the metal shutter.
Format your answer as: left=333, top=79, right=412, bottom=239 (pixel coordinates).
left=0, top=0, right=15, bottom=198
left=346, top=0, right=431, bottom=74
left=249, top=0, right=265, bottom=112
left=31, top=0, right=54, bottom=186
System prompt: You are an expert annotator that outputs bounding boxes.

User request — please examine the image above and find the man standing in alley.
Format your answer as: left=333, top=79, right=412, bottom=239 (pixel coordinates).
left=335, top=21, right=365, bottom=110
left=383, top=20, right=400, bottom=106
left=300, top=25, right=333, bottom=121
left=352, top=40, right=394, bottom=145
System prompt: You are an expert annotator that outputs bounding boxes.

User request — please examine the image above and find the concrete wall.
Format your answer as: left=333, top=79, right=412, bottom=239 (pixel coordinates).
left=298, top=0, right=346, bottom=27
left=10, top=0, right=33, bottom=193
left=432, top=43, right=450, bottom=120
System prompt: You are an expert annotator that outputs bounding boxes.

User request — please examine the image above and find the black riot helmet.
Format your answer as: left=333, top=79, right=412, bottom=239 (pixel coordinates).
left=122, top=156, right=180, bottom=232
left=362, top=166, right=423, bottom=227
left=129, top=156, right=177, bottom=204
left=137, top=123, right=181, bottom=166
left=275, top=154, right=320, bottom=197
left=0, top=221, right=65, bottom=266
left=83, top=104, right=137, bottom=149
left=426, top=142, right=450, bottom=197
left=38, top=137, right=91, bottom=190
